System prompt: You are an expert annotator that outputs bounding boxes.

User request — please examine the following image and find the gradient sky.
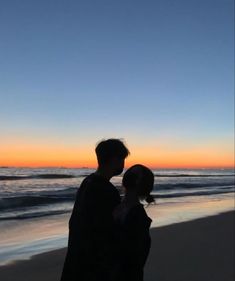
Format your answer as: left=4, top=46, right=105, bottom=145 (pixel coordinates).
left=0, top=0, right=234, bottom=168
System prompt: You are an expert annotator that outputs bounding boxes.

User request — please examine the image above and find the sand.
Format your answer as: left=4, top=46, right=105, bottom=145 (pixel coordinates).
left=0, top=211, right=234, bottom=281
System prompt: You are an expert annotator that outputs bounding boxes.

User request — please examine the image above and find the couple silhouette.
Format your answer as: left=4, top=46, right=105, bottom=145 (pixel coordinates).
left=60, top=139, right=154, bottom=281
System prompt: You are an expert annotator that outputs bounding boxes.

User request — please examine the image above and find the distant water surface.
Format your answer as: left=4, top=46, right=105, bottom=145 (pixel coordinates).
left=0, top=167, right=234, bottom=221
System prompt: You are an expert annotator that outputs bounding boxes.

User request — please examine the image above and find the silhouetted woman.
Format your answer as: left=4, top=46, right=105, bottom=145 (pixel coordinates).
left=113, top=164, right=154, bottom=281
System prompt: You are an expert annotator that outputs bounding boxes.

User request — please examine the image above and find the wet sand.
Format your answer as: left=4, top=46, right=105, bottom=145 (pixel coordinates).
left=0, top=211, right=234, bottom=281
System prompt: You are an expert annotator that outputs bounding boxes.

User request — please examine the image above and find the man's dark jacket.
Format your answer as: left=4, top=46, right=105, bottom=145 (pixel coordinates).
left=60, top=173, right=121, bottom=281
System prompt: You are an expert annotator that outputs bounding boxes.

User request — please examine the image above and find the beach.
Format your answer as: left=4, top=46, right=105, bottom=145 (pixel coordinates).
left=0, top=211, right=234, bottom=281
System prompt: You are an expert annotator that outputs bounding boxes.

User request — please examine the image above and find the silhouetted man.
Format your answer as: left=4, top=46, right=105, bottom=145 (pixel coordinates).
left=60, top=139, right=130, bottom=281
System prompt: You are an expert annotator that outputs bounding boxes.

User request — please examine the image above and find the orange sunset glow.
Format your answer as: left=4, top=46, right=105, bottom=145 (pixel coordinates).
left=1, top=139, right=234, bottom=169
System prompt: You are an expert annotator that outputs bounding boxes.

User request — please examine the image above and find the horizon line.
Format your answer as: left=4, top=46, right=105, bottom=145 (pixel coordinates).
left=0, top=165, right=234, bottom=170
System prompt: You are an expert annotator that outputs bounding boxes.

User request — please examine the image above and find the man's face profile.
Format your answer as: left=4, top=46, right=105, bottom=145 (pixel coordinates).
left=111, top=157, right=125, bottom=176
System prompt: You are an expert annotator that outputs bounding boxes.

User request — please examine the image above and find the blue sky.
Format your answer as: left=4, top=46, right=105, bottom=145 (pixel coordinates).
left=0, top=0, right=234, bottom=167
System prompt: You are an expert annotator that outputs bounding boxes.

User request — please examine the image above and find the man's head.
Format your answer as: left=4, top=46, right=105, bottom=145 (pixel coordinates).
left=95, top=139, right=130, bottom=176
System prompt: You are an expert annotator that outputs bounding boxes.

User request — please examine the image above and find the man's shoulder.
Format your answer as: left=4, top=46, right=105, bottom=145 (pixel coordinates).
left=81, top=173, right=108, bottom=186
left=80, top=173, right=116, bottom=193
left=78, top=173, right=120, bottom=205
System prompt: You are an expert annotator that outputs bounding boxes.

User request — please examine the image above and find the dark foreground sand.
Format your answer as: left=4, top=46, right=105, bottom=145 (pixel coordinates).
left=0, top=211, right=234, bottom=281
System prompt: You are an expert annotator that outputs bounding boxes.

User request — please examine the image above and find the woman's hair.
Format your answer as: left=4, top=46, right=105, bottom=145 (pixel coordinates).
left=122, top=164, right=154, bottom=199
left=95, top=138, right=130, bottom=165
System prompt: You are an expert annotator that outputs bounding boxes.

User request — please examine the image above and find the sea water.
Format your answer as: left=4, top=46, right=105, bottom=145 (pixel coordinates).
left=0, top=167, right=234, bottom=265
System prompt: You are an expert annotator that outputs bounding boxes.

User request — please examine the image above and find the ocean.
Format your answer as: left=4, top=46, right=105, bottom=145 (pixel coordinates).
left=0, top=167, right=234, bottom=265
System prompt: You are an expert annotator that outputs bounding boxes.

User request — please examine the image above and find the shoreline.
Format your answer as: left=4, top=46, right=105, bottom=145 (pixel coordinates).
left=0, top=196, right=234, bottom=266
left=0, top=210, right=234, bottom=281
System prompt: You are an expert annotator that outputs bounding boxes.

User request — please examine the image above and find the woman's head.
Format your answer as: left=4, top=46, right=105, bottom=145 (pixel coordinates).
left=122, top=164, right=154, bottom=199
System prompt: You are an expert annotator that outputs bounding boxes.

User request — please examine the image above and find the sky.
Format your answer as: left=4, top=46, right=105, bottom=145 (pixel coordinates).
left=0, top=0, right=234, bottom=168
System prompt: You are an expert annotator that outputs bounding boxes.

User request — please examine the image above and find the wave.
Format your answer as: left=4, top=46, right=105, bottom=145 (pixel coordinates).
left=0, top=174, right=87, bottom=181
left=154, top=174, right=235, bottom=177
left=1, top=173, right=234, bottom=181
left=154, top=182, right=235, bottom=190
left=0, top=194, right=76, bottom=211
left=0, top=176, right=28, bottom=180
left=1, top=189, right=234, bottom=221
left=153, top=189, right=234, bottom=199
left=1, top=184, right=234, bottom=212
left=0, top=209, right=71, bottom=221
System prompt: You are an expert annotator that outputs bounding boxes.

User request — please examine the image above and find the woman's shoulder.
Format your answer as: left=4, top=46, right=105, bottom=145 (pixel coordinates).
left=125, top=204, right=152, bottom=228
left=129, top=203, right=151, bottom=218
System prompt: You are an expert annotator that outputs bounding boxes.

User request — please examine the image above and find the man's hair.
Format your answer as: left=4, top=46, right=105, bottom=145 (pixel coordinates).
left=95, top=138, right=130, bottom=166
left=122, top=164, right=154, bottom=198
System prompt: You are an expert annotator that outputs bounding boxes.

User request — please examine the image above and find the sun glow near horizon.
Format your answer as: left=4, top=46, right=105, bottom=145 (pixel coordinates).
left=1, top=138, right=234, bottom=169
